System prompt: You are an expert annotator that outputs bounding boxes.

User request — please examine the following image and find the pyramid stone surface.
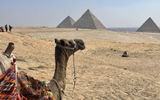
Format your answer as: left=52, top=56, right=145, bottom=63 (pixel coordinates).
left=57, top=16, right=75, bottom=28
left=137, top=17, right=160, bottom=33
left=74, top=9, right=106, bottom=29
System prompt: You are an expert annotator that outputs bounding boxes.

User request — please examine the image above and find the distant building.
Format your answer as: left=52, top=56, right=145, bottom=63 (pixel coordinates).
left=74, top=9, right=106, bottom=29
left=137, top=17, right=160, bottom=33
left=57, top=16, right=75, bottom=28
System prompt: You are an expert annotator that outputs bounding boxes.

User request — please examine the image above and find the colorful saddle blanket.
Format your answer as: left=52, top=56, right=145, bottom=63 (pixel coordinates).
left=0, top=65, right=19, bottom=99
left=18, top=71, right=55, bottom=100
left=0, top=65, right=55, bottom=100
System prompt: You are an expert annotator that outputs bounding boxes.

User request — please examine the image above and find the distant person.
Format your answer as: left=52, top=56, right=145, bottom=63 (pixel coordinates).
left=9, top=25, right=13, bottom=32
left=5, top=24, right=8, bottom=32
left=0, top=27, right=4, bottom=32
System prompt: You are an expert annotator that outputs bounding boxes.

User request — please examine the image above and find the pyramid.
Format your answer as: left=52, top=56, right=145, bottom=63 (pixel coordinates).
left=137, top=17, right=160, bottom=33
left=57, top=16, right=75, bottom=28
left=74, top=9, right=106, bottom=29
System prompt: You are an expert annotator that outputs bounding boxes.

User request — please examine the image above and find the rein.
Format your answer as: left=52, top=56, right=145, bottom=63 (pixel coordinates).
left=72, top=52, right=76, bottom=91
left=51, top=79, right=62, bottom=100
left=57, top=40, right=77, bottom=90
left=54, top=40, right=77, bottom=99
left=72, top=40, right=77, bottom=91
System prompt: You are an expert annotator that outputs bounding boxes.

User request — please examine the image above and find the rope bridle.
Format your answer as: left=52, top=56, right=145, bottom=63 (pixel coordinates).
left=53, top=40, right=77, bottom=100
left=72, top=40, right=77, bottom=90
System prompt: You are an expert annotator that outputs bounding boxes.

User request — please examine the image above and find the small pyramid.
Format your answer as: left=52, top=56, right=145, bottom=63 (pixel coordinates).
left=74, top=9, right=106, bottom=29
left=137, top=17, right=160, bottom=33
left=57, top=16, right=75, bottom=28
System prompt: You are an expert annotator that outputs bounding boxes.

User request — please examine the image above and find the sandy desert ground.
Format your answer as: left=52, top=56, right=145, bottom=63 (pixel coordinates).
left=1, top=27, right=160, bottom=100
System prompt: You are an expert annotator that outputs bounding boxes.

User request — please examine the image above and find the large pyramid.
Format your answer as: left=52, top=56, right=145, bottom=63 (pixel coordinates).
left=57, top=16, right=75, bottom=28
left=74, top=9, right=106, bottom=29
left=137, top=17, right=160, bottom=33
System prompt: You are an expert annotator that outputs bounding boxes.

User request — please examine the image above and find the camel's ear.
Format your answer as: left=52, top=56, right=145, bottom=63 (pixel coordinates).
left=55, top=38, right=59, bottom=44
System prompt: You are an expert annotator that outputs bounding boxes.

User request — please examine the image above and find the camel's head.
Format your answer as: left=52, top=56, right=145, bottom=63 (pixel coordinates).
left=55, top=38, right=85, bottom=56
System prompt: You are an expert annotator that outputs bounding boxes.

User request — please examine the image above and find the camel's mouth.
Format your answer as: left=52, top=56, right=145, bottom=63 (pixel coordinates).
left=78, top=43, right=85, bottom=50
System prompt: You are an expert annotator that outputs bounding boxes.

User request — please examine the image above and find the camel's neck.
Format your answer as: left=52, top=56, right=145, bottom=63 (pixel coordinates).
left=53, top=47, right=70, bottom=90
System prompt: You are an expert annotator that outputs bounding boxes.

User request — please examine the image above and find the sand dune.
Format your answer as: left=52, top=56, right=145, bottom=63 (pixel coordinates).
left=1, top=27, right=160, bottom=100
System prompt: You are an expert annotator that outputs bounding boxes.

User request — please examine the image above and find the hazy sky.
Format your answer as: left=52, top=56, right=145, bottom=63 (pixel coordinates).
left=1, top=0, right=160, bottom=27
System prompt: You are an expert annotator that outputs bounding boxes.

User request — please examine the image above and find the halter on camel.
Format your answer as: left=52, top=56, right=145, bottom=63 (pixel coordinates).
left=54, top=39, right=78, bottom=98
left=56, top=40, right=77, bottom=89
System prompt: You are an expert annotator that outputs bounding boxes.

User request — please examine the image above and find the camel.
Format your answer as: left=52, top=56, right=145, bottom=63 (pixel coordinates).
left=0, top=39, right=85, bottom=99
left=48, top=38, right=85, bottom=100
